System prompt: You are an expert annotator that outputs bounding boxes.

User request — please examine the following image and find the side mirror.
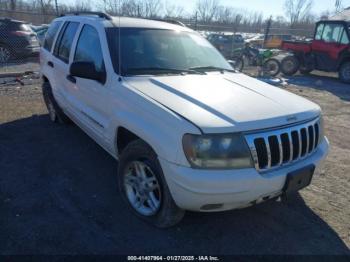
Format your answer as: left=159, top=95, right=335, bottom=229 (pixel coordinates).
left=70, top=61, right=106, bottom=83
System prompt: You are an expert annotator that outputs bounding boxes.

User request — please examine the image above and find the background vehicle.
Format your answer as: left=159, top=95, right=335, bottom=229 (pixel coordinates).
left=31, top=24, right=49, bottom=46
left=245, top=34, right=292, bottom=49
left=265, top=34, right=292, bottom=49
left=207, top=33, right=245, bottom=58
left=230, top=44, right=281, bottom=77
left=281, top=20, right=350, bottom=83
left=0, top=18, right=39, bottom=62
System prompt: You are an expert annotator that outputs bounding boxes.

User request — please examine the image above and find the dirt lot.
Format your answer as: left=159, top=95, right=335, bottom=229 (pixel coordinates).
left=0, top=72, right=349, bottom=255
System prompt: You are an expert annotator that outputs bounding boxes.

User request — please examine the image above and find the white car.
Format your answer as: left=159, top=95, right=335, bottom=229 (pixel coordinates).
left=40, top=12, right=329, bottom=228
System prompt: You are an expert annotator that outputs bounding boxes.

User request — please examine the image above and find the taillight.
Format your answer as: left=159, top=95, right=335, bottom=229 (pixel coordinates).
left=11, top=31, right=32, bottom=36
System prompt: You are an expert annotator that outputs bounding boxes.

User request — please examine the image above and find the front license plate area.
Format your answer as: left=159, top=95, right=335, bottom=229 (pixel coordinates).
left=283, top=165, right=315, bottom=195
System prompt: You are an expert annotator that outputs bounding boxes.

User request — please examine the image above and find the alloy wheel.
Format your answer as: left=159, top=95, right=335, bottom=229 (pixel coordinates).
left=123, top=161, right=161, bottom=216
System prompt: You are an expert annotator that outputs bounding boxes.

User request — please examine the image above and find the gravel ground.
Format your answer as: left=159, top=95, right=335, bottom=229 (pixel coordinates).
left=0, top=72, right=349, bottom=255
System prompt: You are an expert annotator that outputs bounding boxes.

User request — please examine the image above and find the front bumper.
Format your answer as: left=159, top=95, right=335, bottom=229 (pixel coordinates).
left=159, top=137, right=329, bottom=212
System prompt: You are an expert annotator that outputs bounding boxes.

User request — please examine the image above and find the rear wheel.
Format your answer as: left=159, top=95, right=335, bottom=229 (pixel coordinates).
left=42, top=81, right=70, bottom=124
left=281, top=55, right=299, bottom=76
left=262, top=58, right=281, bottom=77
left=339, top=61, right=350, bottom=84
left=118, top=139, right=185, bottom=228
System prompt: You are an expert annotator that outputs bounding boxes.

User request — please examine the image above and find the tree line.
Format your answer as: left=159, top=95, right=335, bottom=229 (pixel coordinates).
left=0, top=0, right=345, bottom=36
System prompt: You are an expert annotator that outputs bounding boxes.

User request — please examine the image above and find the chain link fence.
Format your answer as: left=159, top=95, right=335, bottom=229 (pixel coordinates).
left=0, top=9, right=56, bottom=78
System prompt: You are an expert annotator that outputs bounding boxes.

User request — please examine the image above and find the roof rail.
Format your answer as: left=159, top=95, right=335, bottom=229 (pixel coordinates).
left=151, top=18, right=186, bottom=27
left=60, top=11, right=112, bottom=20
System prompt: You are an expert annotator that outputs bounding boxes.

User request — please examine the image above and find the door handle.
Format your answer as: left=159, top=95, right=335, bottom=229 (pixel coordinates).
left=47, top=61, right=54, bottom=68
left=66, top=75, right=76, bottom=84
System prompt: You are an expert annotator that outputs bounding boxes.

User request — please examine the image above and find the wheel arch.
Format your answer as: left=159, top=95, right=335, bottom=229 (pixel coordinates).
left=115, top=126, right=157, bottom=158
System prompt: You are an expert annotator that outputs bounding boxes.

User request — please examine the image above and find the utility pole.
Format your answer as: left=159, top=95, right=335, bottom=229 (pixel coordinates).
left=55, top=0, right=59, bottom=16
left=194, top=11, right=198, bottom=31
left=263, top=16, right=272, bottom=49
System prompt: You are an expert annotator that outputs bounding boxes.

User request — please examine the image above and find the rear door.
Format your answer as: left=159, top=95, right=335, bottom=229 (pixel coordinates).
left=50, top=21, right=80, bottom=109
left=40, top=20, right=63, bottom=90
left=312, top=22, right=349, bottom=71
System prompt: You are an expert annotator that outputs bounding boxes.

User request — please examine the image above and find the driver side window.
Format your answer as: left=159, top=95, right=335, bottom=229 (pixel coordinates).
left=315, top=23, right=324, bottom=40
left=74, top=24, right=105, bottom=74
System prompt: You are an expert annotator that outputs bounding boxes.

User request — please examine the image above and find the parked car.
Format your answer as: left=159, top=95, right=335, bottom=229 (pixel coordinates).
left=40, top=12, right=329, bottom=228
left=0, top=18, right=40, bottom=62
left=31, top=24, right=49, bottom=46
left=281, top=20, right=350, bottom=83
left=207, top=33, right=245, bottom=58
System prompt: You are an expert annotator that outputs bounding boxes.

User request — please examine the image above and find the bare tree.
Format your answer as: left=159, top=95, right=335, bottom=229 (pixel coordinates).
left=195, top=0, right=220, bottom=23
left=164, top=1, right=184, bottom=18
left=143, top=0, right=162, bottom=18
left=335, top=0, right=343, bottom=12
left=69, top=1, right=92, bottom=12
left=121, top=0, right=140, bottom=17
left=284, top=0, right=313, bottom=27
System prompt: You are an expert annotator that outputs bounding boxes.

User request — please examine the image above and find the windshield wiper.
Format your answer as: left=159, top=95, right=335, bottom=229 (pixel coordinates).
left=124, top=67, right=206, bottom=76
left=189, top=66, right=236, bottom=73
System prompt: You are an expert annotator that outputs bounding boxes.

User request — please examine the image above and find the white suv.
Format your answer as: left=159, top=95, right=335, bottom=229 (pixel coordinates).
left=40, top=12, right=329, bottom=227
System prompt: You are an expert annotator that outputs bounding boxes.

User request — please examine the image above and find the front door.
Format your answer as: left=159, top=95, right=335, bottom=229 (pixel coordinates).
left=67, top=24, right=111, bottom=148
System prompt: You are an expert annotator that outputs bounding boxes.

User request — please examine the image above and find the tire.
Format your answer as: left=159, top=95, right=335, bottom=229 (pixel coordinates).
left=118, top=139, right=185, bottom=228
left=339, top=61, right=350, bottom=84
left=0, top=44, right=12, bottom=63
left=229, top=57, right=244, bottom=72
left=42, top=81, right=71, bottom=124
left=281, top=55, right=300, bottom=76
left=262, top=58, right=281, bottom=77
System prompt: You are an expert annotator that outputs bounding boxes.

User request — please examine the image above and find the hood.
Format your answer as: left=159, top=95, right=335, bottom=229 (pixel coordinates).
left=126, top=73, right=320, bottom=133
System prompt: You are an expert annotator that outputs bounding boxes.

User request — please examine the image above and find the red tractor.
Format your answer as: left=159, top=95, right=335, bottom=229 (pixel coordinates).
left=281, top=20, right=350, bottom=83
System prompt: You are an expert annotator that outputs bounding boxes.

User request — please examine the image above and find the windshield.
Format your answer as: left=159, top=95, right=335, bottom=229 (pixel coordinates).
left=106, top=28, right=232, bottom=76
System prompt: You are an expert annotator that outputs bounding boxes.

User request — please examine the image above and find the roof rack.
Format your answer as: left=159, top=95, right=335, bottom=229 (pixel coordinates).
left=60, top=11, right=112, bottom=20
left=151, top=18, right=186, bottom=27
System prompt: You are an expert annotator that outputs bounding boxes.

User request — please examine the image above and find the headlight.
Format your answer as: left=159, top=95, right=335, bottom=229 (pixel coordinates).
left=182, top=133, right=253, bottom=169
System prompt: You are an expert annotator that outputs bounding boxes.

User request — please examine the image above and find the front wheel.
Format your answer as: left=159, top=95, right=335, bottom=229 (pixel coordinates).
left=118, top=140, right=185, bottom=228
left=281, top=55, right=300, bottom=76
left=339, top=61, right=350, bottom=84
left=262, top=58, right=281, bottom=77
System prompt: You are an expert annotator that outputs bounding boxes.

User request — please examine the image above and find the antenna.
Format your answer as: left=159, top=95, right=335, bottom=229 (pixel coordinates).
left=118, top=0, right=122, bottom=81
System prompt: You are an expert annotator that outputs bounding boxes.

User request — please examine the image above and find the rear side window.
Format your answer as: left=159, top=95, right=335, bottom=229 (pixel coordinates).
left=43, top=21, right=62, bottom=51
left=54, top=22, right=79, bottom=63
left=74, top=25, right=105, bottom=73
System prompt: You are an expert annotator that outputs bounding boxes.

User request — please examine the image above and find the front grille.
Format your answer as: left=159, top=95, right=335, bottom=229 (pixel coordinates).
left=245, top=118, right=321, bottom=172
